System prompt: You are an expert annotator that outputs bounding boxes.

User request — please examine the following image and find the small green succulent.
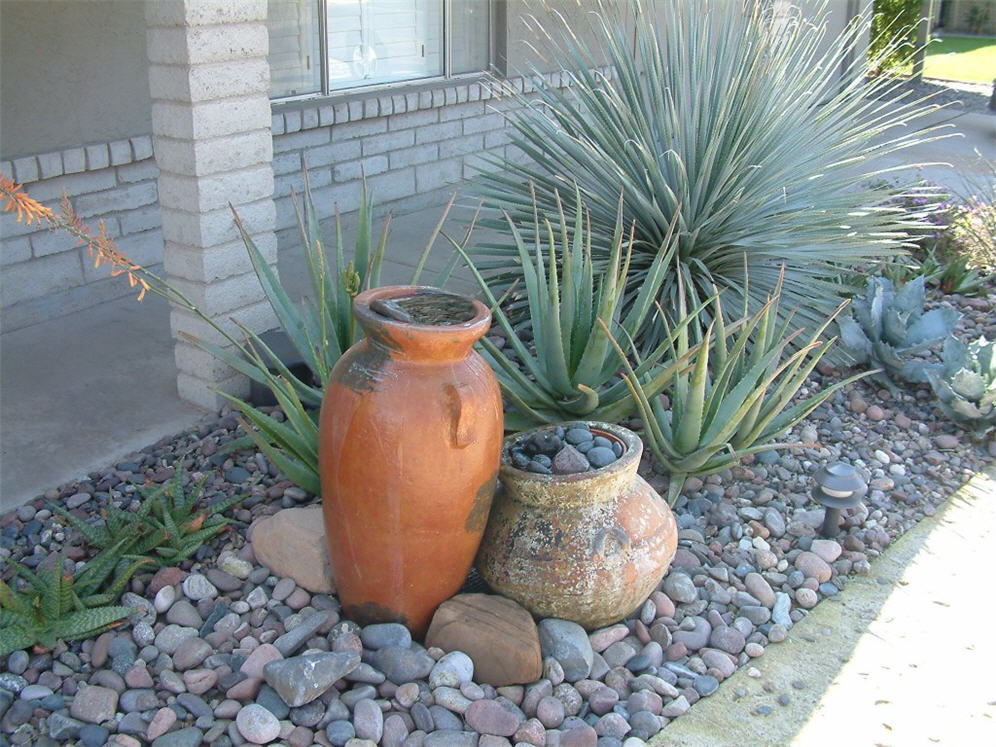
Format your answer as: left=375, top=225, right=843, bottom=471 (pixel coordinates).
left=838, top=275, right=959, bottom=392
left=926, top=336, right=996, bottom=434
left=0, top=548, right=152, bottom=656
left=52, top=457, right=241, bottom=567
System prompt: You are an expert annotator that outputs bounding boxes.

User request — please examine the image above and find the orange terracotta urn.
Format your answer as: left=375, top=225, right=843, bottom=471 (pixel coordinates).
left=319, top=286, right=502, bottom=638
left=476, top=422, right=678, bottom=630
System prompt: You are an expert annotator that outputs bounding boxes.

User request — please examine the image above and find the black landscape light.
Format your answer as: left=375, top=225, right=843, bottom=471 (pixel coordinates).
left=812, top=462, right=867, bottom=538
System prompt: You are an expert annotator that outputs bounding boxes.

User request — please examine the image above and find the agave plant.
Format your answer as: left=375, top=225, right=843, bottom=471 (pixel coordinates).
left=51, top=457, right=241, bottom=566
left=0, top=549, right=152, bottom=656
left=926, top=336, right=996, bottom=434
left=452, top=188, right=707, bottom=429
left=474, top=0, right=946, bottom=348
left=609, top=274, right=869, bottom=506
left=838, top=275, right=959, bottom=391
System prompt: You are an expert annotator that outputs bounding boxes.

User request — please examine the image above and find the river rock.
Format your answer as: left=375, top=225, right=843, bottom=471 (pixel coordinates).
left=250, top=507, right=335, bottom=593
left=263, top=652, right=361, bottom=707
left=425, top=594, right=542, bottom=686
left=537, top=619, right=593, bottom=683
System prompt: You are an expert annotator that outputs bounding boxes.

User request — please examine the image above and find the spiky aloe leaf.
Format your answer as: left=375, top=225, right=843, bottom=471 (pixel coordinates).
left=54, top=606, right=133, bottom=641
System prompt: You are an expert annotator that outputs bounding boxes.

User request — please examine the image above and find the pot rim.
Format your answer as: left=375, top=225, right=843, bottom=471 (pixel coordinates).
left=500, top=420, right=643, bottom=484
left=354, top=285, right=491, bottom=334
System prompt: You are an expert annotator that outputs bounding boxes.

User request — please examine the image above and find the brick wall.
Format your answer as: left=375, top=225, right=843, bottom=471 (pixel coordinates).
left=0, top=136, right=163, bottom=333
left=0, top=71, right=569, bottom=333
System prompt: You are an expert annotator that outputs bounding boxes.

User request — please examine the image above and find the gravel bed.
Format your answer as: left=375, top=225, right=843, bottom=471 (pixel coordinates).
left=0, top=289, right=993, bottom=747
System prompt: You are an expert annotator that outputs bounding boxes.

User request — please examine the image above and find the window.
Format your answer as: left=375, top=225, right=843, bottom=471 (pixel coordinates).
left=267, top=0, right=490, bottom=99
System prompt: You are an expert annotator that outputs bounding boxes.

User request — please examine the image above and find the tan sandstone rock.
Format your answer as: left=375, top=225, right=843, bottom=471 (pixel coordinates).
left=250, top=507, right=335, bottom=594
left=425, top=593, right=542, bottom=686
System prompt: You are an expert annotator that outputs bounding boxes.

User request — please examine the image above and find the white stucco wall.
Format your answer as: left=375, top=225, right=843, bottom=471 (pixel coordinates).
left=0, top=0, right=152, bottom=158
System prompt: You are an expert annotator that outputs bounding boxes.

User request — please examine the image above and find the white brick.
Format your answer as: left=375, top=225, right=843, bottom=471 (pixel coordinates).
left=146, top=0, right=266, bottom=28
left=117, top=160, right=160, bottom=184
left=85, top=144, right=110, bottom=170
left=417, top=159, right=463, bottom=192
left=273, top=151, right=304, bottom=176
left=392, top=94, right=408, bottom=114
left=445, top=87, right=458, bottom=106
left=464, top=153, right=499, bottom=179
left=377, top=96, right=394, bottom=116
left=348, top=100, right=364, bottom=120
left=155, top=131, right=272, bottom=176
left=331, top=118, right=388, bottom=142
left=61, top=148, right=86, bottom=174
left=0, top=252, right=83, bottom=308
left=159, top=198, right=274, bottom=249
left=439, top=102, right=487, bottom=122
left=0, top=237, right=32, bottom=266
left=439, top=134, right=484, bottom=159
left=388, top=109, right=439, bottom=131
left=271, top=113, right=286, bottom=136
left=147, top=24, right=268, bottom=65
left=272, top=128, right=331, bottom=154
left=463, top=113, right=505, bottom=135
left=159, top=165, right=273, bottom=215
left=304, top=141, right=361, bottom=169
left=119, top=205, right=163, bottom=236
left=418, top=91, right=432, bottom=109
left=333, top=102, right=349, bottom=122
left=389, top=144, right=439, bottom=170
left=176, top=370, right=248, bottom=412
left=432, top=90, right=445, bottom=107
left=365, top=167, right=415, bottom=204
left=74, top=182, right=159, bottom=219
left=26, top=171, right=117, bottom=202
left=171, top=270, right=273, bottom=317
left=164, top=236, right=266, bottom=283
left=275, top=167, right=332, bottom=197
left=131, top=136, right=155, bottom=161
left=109, top=140, right=134, bottom=166
left=406, top=93, right=420, bottom=111
left=36, top=152, right=63, bottom=180
left=309, top=183, right=363, bottom=215
left=30, top=229, right=77, bottom=258
left=175, top=343, right=246, bottom=380
left=319, top=105, right=335, bottom=127
left=415, top=121, right=462, bottom=145
left=151, top=97, right=271, bottom=140
left=361, top=130, right=415, bottom=157
left=283, top=109, right=301, bottom=133
left=302, top=108, right=319, bottom=130
left=484, top=129, right=512, bottom=149
left=333, top=156, right=389, bottom=182
left=0, top=211, right=42, bottom=240
left=12, top=157, right=38, bottom=184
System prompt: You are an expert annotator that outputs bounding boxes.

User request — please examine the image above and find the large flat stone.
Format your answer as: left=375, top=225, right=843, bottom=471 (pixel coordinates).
left=425, top=593, right=542, bottom=687
left=250, top=507, right=335, bottom=593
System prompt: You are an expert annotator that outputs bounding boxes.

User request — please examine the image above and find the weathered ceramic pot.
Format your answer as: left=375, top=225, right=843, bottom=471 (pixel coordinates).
left=476, top=422, right=677, bottom=630
left=319, top=286, right=503, bottom=638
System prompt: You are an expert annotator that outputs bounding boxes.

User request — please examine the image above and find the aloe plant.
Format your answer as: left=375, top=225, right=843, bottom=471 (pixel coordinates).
left=193, top=172, right=463, bottom=494
left=838, top=275, right=959, bottom=392
left=0, top=549, right=152, bottom=656
left=452, top=188, right=706, bottom=429
left=474, top=0, right=946, bottom=349
left=926, top=336, right=996, bottom=434
left=52, top=457, right=241, bottom=567
left=610, top=274, right=869, bottom=505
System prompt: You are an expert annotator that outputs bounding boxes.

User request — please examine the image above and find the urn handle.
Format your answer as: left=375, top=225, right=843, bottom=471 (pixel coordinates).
left=445, top=382, right=474, bottom=449
left=592, top=527, right=632, bottom=558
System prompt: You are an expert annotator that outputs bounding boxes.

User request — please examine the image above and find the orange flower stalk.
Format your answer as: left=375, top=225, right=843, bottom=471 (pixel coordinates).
left=1, top=174, right=55, bottom=226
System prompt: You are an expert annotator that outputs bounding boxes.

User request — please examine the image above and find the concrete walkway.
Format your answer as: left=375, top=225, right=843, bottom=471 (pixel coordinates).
left=655, top=464, right=996, bottom=747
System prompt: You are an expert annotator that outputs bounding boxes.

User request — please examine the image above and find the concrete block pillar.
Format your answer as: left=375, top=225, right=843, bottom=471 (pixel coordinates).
left=146, top=0, right=278, bottom=410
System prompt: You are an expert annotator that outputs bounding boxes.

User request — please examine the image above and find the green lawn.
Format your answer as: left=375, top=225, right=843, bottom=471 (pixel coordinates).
left=923, top=34, right=996, bottom=84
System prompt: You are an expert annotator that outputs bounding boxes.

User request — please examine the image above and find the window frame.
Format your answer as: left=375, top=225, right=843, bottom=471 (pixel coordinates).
left=270, top=0, right=494, bottom=103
